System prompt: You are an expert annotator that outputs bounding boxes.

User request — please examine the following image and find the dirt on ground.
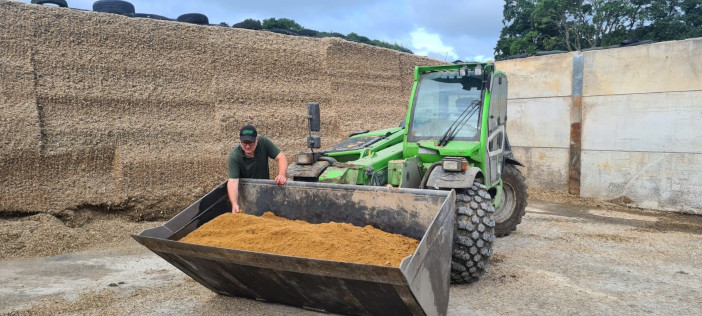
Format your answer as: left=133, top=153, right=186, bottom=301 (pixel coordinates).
left=0, top=210, right=157, bottom=260
left=1, top=191, right=701, bottom=315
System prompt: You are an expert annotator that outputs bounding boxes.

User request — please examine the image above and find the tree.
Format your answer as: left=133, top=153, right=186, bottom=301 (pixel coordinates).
left=233, top=19, right=262, bottom=30
left=317, top=31, right=346, bottom=39
left=495, top=0, right=702, bottom=58
left=262, top=18, right=303, bottom=32
left=346, top=32, right=371, bottom=44
left=297, top=28, right=319, bottom=37
left=230, top=17, right=413, bottom=54
left=495, top=0, right=543, bottom=56
left=635, top=0, right=702, bottom=40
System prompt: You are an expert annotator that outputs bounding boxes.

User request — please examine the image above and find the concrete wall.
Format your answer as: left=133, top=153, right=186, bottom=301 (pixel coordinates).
left=0, top=1, right=438, bottom=218
left=497, top=53, right=576, bottom=192
left=498, top=38, right=702, bottom=214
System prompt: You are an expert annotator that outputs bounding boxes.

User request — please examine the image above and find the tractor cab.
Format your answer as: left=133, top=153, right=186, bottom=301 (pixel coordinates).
left=406, top=69, right=482, bottom=143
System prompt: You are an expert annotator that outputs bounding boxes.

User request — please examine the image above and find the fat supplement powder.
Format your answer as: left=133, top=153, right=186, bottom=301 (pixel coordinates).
left=180, top=212, right=419, bottom=267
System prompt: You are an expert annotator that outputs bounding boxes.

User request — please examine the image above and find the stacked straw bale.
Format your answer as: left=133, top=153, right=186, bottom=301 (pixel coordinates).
left=0, top=1, right=440, bottom=218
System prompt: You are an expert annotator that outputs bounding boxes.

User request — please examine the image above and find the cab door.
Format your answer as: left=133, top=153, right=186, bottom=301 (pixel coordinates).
left=485, top=73, right=508, bottom=186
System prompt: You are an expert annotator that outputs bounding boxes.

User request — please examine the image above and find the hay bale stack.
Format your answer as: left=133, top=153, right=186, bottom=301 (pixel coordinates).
left=0, top=0, right=440, bottom=218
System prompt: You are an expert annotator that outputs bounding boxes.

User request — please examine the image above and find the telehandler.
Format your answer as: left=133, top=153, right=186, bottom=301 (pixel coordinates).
left=288, top=62, right=528, bottom=283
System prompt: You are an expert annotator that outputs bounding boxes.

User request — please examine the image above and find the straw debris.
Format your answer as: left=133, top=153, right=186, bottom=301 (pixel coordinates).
left=0, top=1, right=440, bottom=218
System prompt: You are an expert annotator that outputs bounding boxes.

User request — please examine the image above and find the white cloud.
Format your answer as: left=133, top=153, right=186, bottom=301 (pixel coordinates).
left=410, top=28, right=458, bottom=61
left=466, top=55, right=491, bottom=62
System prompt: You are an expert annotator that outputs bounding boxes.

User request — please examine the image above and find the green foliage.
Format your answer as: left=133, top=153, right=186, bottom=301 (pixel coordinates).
left=634, top=0, right=702, bottom=41
left=346, top=32, right=372, bottom=44
left=233, top=19, right=262, bottom=30
left=219, top=22, right=230, bottom=27
left=297, top=28, right=319, bottom=37
left=321, top=31, right=412, bottom=53
left=262, top=18, right=304, bottom=32
left=495, top=0, right=702, bottom=58
left=317, top=31, right=346, bottom=38
left=230, top=17, right=412, bottom=53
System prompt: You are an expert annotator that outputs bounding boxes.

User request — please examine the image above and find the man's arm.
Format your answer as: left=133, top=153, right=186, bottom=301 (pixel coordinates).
left=227, top=178, right=241, bottom=213
left=274, top=152, right=288, bottom=185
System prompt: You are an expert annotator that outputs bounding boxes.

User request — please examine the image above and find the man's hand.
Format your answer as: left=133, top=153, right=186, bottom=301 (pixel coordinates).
left=274, top=152, right=288, bottom=186
left=227, top=178, right=240, bottom=214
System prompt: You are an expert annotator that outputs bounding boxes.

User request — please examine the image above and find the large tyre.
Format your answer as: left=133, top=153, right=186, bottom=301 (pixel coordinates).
left=31, top=0, right=68, bottom=7
left=493, top=164, right=528, bottom=237
left=177, top=13, right=209, bottom=25
left=92, top=0, right=135, bottom=15
left=451, top=183, right=496, bottom=284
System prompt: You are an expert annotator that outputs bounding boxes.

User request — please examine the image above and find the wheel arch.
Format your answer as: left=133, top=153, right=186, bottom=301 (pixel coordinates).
left=426, top=166, right=483, bottom=189
left=504, top=156, right=524, bottom=167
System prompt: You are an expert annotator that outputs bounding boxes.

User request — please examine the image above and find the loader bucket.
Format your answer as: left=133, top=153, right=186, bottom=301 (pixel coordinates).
left=132, top=179, right=456, bottom=315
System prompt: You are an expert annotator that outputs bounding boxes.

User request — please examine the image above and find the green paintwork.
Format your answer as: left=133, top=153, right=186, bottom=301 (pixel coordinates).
left=319, top=166, right=361, bottom=184
left=387, top=160, right=404, bottom=186
left=324, top=127, right=404, bottom=162
left=319, top=143, right=404, bottom=185
left=306, top=62, right=507, bottom=209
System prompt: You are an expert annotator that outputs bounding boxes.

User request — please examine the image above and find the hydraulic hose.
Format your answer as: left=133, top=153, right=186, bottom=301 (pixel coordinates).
left=318, top=156, right=338, bottom=164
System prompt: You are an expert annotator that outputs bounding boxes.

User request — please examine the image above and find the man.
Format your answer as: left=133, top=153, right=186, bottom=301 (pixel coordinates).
left=227, top=124, right=288, bottom=213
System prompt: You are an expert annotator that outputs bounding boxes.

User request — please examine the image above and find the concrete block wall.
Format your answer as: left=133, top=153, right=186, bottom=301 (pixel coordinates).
left=497, top=53, right=576, bottom=192
left=498, top=38, right=702, bottom=214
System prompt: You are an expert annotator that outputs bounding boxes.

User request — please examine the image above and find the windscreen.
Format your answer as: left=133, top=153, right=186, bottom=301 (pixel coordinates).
left=407, top=71, right=482, bottom=142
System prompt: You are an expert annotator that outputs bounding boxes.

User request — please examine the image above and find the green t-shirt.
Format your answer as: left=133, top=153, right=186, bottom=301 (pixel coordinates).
left=228, top=136, right=281, bottom=179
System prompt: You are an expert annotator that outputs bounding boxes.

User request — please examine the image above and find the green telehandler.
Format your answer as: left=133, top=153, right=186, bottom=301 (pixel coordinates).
left=287, top=62, right=528, bottom=284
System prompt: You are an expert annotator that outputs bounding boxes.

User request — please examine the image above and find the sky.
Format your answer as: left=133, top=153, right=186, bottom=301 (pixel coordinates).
left=23, top=0, right=506, bottom=62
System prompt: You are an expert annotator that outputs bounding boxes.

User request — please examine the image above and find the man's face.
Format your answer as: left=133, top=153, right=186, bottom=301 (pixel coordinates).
left=241, top=137, right=258, bottom=156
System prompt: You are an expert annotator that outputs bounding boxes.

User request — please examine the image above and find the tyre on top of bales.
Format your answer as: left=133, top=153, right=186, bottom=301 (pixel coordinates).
left=92, top=0, right=135, bottom=15
left=177, top=13, right=209, bottom=25
left=31, top=0, right=68, bottom=7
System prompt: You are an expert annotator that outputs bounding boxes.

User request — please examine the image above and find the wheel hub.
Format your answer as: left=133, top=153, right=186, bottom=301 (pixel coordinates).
left=493, top=183, right=516, bottom=223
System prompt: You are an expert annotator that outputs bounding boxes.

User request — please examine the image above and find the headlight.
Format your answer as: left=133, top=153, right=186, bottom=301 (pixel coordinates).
left=443, top=160, right=460, bottom=171
left=295, top=153, right=314, bottom=165
left=442, top=157, right=466, bottom=172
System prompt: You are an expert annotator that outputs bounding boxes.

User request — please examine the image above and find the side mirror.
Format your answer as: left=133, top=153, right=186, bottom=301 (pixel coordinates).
left=474, top=64, right=482, bottom=77
left=307, top=102, right=320, bottom=132
left=307, top=135, right=321, bottom=149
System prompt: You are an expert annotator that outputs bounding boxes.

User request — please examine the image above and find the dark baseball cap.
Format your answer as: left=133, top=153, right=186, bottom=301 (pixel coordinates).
left=239, top=124, right=258, bottom=142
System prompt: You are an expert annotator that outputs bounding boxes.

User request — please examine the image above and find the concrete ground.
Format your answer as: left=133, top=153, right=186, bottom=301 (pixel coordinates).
left=1, top=199, right=700, bottom=315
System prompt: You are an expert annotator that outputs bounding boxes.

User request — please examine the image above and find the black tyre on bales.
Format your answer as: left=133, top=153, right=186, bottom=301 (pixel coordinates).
left=451, top=183, right=496, bottom=284
left=31, top=0, right=68, bottom=7
left=177, top=13, right=209, bottom=25
left=92, top=0, right=135, bottom=15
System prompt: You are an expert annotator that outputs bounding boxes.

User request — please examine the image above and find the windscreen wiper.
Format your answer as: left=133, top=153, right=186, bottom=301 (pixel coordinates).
left=438, top=99, right=480, bottom=146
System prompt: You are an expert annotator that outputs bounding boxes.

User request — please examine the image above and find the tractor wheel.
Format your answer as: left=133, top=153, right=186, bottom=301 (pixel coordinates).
left=451, top=183, right=495, bottom=284
left=493, top=164, right=528, bottom=237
